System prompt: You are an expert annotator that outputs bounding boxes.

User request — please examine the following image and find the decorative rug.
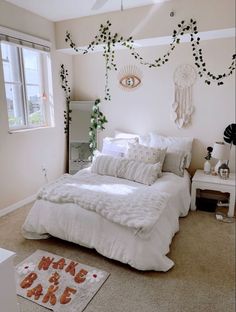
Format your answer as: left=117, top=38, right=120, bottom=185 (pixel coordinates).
left=15, top=250, right=109, bottom=312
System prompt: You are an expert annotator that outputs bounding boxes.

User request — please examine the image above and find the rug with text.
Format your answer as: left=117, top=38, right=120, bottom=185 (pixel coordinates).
left=15, top=249, right=109, bottom=312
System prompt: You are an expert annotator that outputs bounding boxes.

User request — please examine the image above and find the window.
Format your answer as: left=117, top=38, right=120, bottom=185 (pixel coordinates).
left=0, top=40, right=54, bottom=130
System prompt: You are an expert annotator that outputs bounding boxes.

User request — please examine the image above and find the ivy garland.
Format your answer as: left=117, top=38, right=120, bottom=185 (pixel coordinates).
left=60, top=64, right=72, bottom=172
left=89, top=98, right=108, bottom=154
left=60, top=64, right=107, bottom=157
left=60, top=64, right=72, bottom=134
left=65, top=19, right=235, bottom=100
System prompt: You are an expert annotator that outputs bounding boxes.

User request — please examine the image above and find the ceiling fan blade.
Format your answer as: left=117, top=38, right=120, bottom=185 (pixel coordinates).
left=92, top=0, right=109, bottom=10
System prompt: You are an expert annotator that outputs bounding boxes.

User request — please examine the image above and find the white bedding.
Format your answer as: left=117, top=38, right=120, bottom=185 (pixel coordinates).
left=22, top=169, right=191, bottom=271
left=37, top=171, right=169, bottom=236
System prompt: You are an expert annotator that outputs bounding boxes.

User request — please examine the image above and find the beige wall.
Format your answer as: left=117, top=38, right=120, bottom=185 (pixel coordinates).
left=0, top=0, right=73, bottom=210
left=55, top=0, right=235, bottom=50
left=65, top=0, right=235, bottom=174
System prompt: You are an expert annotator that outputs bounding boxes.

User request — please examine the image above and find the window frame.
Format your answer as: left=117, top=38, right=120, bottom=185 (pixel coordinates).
left=0, top=26, right=53, bottom=132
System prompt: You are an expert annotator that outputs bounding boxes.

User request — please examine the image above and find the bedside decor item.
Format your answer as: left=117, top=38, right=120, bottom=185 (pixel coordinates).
left=212, top=142, right=230, bottom=174
left=15, top=250, right=109, bottom=312
left=203, top=146, right=213, bottom=174
left=171, top=64, right=197, bottom=128
left=218, top=163, right=230, bottom=179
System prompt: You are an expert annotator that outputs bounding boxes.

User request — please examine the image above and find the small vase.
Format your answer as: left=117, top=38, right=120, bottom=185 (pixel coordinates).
left=204, top=160, right=211, bottom=174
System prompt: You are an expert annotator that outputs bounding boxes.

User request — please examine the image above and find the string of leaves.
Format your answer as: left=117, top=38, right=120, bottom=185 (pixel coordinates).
left=60, top=64, right=72, bottom=134
left=89, top=98, right=108, bottom=155
left=65, top=19, right=235, bottom=100
left=60, top=64, right=72, bottom=172
left=65, top=20, right=133, bottom=100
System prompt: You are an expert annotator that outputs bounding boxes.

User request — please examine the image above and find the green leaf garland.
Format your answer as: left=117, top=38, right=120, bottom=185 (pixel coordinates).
left=89, top=98, right=108, bottom=154
left=65, top=19, right=235, bottom=101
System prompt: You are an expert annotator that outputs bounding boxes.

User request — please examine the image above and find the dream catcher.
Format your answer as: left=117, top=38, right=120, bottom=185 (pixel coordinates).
left=171, top=64, right=197, bottom=128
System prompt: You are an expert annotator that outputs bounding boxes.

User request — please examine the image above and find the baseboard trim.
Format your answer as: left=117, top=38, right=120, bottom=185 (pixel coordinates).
left=0, top=194, right=36, bottom=218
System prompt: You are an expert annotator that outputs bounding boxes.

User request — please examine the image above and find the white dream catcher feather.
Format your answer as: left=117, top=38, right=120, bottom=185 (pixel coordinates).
left=171, top=64, right=197, bottom=128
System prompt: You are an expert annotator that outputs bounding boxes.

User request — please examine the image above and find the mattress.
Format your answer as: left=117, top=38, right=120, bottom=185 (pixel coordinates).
left=22, top=171, right=191, bottom=271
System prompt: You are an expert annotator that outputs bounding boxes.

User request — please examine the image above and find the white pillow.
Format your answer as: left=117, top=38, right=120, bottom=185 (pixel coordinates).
left=91, top=154, right=161, bottom=185
left=115, top=130, right=150, bottom=147
left=118, top=159, right=161, bottom=186
left=101, top=137, right=138, bottom=157
left=114, top=130, right=139, bottom=140
left=127, top=142, right=166, bottom=166
left=91, top=155, right=120, bottom=177
left=162, top=150, right=187, bottom=177
left=149, top=133, right=193, bottom=168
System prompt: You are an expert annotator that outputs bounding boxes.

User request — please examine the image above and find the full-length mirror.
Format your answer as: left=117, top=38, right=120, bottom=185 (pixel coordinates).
left=69, top=101, right=94, bottom=174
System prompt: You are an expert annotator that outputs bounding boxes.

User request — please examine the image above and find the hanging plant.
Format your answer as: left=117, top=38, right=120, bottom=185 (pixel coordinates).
left=65, top=19, right=235, bottom=100
left=60, top=64, right=72, bottom=172
left=89, top=98, right=108, bottom=155
left=60, top=64, right=72, bottom=134
left=65, top=20, right=133, bottom=101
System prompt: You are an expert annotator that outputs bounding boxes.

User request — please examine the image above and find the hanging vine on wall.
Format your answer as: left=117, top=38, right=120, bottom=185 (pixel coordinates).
left=89, top=98, right=108, bottom=154
left=60, top=64, right=72, bottom=134
left=60, top=64, right=108, bottom=157
left=65, top=19, right=235, bottom=100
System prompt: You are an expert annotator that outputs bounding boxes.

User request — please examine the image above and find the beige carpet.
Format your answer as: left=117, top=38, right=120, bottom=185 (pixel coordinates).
left=0, top=203, right=235, bottom=312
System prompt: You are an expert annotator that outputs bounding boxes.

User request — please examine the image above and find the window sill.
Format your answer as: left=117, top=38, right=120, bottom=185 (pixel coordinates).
left=8, top=125, right=54, bottom=134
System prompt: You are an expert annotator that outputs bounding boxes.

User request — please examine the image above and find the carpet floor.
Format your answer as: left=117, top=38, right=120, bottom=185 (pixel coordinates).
left=0, top=203, right=235, bottom=312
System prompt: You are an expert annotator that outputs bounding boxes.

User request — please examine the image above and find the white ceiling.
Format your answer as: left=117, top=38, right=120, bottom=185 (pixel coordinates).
left=5, top=0, right=171, bottom=22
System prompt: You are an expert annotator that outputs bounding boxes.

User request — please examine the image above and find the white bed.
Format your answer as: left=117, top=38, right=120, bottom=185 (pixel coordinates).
left=22, top=168, right=191, bottom=272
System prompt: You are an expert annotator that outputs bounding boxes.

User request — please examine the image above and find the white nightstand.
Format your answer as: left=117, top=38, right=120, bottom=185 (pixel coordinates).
left=191, top=169, right=235, bottom=217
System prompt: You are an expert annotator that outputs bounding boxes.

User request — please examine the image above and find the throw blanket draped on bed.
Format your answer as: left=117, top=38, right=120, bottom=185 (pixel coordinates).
left=37, top=171, right=169, bottom=235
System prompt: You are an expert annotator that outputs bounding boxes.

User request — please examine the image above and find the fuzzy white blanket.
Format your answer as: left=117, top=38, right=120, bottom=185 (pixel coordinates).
left=37, top=170, right=169, bottom=234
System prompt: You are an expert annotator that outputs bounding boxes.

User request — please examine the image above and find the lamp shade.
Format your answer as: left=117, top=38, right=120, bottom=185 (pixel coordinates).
left=212, top=142, right=230, bottom=160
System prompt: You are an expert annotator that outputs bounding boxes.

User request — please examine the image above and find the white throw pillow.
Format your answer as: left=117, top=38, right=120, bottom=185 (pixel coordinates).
left=115, top=130, right=150, bottom=147
left=91, top=154, right=161, bottom=185
left=114, top=130, right=139, bottom=140
left=127, top=142, right=166, bottom=166
left=118, top=159, right=161, bottom=186
left=162, top=150, right=187, bottom=177
left=91, top=155, right=120, bottom=177
left=101, top=137, right=138, bottom=157
left=149, top=133, right=193, bottom=168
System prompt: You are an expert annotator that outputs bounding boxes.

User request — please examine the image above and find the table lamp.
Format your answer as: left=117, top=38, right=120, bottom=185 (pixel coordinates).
left=212, top=142, right=230, bottom=173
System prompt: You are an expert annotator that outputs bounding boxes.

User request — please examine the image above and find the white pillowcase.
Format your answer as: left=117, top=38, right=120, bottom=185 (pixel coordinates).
left=101, top=137, right=138, bottom=157
left=149, top=133, right=193, bottom=168
left=114, top=130, right=139, bottom=140
left=118, top=159, right=161, bottom=186
left=91, top=154, right=120, bottom=177
left=127, top=142, right=166, bottom=166
left=115, top=130, right=150, bottom=147
left=162, top=150, right=187, bottom=177
left=91, top=154, right=161, bottom=185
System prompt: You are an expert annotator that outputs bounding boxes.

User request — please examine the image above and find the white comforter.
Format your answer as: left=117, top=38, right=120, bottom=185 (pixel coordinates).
left=37, top=171, right=169, bottom=236
left=22, top=169, right=191, bottom=271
